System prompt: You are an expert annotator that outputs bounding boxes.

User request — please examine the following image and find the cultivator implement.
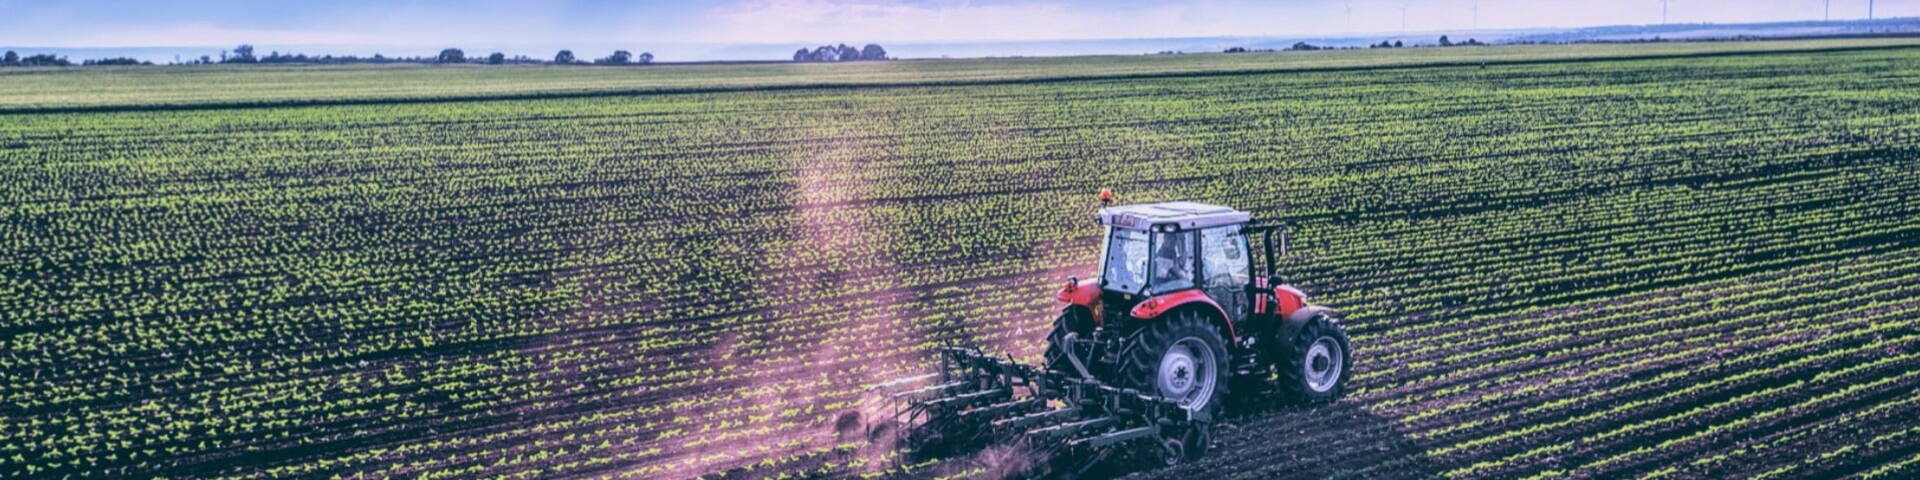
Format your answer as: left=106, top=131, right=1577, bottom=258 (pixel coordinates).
left=877, top=346, right=1210, bottom=476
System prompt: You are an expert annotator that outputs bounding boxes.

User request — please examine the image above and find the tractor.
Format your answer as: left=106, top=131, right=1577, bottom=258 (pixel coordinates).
left=878, top=194, right=1354, bottom=476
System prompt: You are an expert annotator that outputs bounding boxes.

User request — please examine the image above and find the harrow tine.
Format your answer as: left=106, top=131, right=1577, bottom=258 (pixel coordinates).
left=870, top=373, right=941, bottom=391
left=1026, top=416, right=1115, bottom=441
left=1069, top=426, right=1157, bottom=449
left=959, top=398, right=1043, bottom=420
left=888, top=381, right=972, bottom=401
left=892, top=343, right=1212, bottom=475
left=919, top=388, right=1008, bottom=410
left=991, top=407, right=1080, bottom=431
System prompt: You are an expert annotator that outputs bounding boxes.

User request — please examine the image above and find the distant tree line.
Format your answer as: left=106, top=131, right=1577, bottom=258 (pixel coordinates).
left=1220, top=35, right=1489, bottom=53
left=1218, top=35, right=1486, bottom=54
left=1, top=51, right=154, bottom=66
left=82, top=57, right=151, bottom=66
left=1224, top=42, right=1324, bottom=53
left=1372, top=36, right=1484, bottom=48
left=219, top=45, right=655, bottom=65
left=792, top=43, right=888, bottom=62
left=1, top=44, right=660, bottom=67
left=2, top=51, right=73, bottom=66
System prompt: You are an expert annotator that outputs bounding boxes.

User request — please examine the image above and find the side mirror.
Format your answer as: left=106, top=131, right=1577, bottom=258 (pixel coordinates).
left=1277, top=225, right=1289, bottom=259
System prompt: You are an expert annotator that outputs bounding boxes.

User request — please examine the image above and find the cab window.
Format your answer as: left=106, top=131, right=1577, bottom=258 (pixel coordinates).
left=1200, top=225, right=1250, bottom=288
left=1150, top=231, right=1196, bottom=293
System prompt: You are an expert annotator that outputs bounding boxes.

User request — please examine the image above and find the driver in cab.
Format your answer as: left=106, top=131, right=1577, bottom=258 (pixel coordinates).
left=1154, top=233, right=1193, bottom=287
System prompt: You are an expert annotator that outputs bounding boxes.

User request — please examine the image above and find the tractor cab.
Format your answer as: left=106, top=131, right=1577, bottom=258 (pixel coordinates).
left=1094, top=201, right=1258, bottom=324
left=1056, top=197, right=1320, bottom=347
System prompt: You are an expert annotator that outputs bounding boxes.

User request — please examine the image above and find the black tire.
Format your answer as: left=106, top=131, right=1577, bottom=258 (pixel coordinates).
left=1044, top=307, right=1096, bottom=376
left=1275, top=314, right=1353, bottom=404
left=1116, top=308, right=1231, bottom=416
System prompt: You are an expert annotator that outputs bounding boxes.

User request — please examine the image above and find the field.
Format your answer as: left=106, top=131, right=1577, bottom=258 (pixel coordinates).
left=5, top=39, right=1920, bottom=479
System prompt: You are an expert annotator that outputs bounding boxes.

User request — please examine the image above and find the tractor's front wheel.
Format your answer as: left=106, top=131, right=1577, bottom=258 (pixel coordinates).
left=1275, top=314, right=1353, bottom=404
left=1118, top=308, right=1230, bottom=417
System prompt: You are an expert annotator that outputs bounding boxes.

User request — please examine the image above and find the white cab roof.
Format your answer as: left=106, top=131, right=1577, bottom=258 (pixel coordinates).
left=1097, top=201, right=1251, bottom=231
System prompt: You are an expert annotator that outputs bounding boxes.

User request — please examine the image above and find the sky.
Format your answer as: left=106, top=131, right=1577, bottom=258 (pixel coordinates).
left=0, top=0, right=1913, bottom=48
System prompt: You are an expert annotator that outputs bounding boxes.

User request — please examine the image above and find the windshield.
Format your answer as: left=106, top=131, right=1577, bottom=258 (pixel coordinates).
left=1101, top=228, right=1197, bottom=294
left=1102, top=228, right=1150, bottom=292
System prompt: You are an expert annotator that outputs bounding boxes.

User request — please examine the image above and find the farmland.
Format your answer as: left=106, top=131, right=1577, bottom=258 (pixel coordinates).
left=5, top=39, right=1920, bottom=479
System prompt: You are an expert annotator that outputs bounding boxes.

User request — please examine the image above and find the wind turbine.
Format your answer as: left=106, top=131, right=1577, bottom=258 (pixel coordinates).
left=1401, top=3, right=1410, bottom=33
left=1662, top=0, right=1670, bottom=24
left=1345, top=0, right=1353, bottom=33
left=1473, top=1, right=1480, bottom=30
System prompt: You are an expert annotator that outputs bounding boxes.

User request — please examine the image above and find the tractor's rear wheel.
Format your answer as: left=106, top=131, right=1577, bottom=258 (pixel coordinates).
left=1275, top=314, right=1352, bottom=404
left=1044, top=307, right=1095, bottom=377
left=1118, top=308, right=1230, bottom=416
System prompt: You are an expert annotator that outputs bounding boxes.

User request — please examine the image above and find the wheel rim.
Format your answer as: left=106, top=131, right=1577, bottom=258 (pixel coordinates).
left=1304, top=336, right=1344, bottom=393
left=1157, top=336, right=1217, bottom=411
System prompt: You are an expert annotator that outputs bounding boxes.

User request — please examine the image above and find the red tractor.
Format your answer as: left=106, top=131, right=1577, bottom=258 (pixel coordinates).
left=1052, top=199, right=1353, bottom=413
left=882, top=197, right=1353, bottom=475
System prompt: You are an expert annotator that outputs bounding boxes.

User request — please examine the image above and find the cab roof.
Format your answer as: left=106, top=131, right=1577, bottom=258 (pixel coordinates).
left=1096, top=201, right=1252, bottom=231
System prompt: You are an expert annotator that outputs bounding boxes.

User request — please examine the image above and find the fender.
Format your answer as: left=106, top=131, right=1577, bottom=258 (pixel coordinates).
left=1280, top=305, right=1340, bottom=339
left=1055, top=277, right=1100, bottom=307
left=1273, top=285, right=1308, bottom=318
left=1130, top=289, right=1236, bottom=342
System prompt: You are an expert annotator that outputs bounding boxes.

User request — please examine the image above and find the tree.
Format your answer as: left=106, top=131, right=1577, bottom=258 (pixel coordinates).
left=488, top=52, right=505, bottom=64
left=598, top=50, right=632, bottom=64
left=20, top=54, right=70, bottom=66
left=1393, top=40, right=1404, bottom=48
left=1439, top=35, right=1452, bottom=46
left=637, top=52, right=654, bottom=64
left=2, top=51, right=16, bottom=66
left=227, top=44, right=256, bottom=63
left=554, top=50, right=576, bottom=64
left=83, top=57, right=148, bottom=66
left=793, top=48, right=809, bottom=62
left=861, top=44, right=887, bottom=60
left=837, top=44, right=860, bottom=61
left=437, top=48, right=465, bottom=63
